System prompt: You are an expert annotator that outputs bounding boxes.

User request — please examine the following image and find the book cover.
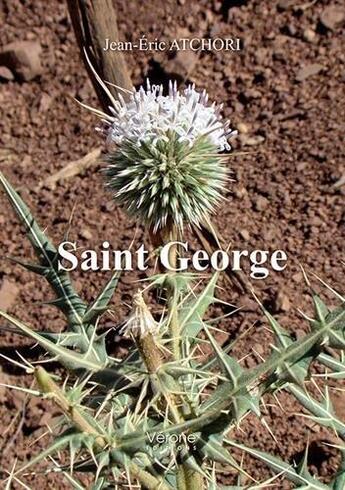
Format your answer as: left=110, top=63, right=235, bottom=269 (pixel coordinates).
left=0, top=0, right=344, bottom=488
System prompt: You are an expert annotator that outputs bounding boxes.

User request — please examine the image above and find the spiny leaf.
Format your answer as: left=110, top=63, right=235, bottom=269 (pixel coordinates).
left=288, top=385, right=345, bottom=438
left=201, top=326, right=260, bottom=420
left=0, top=309, right=106, bottom=371
left=312, top=293, right=330, bottom=325
left=148, top=271, right=196, bottom=293
left=40, top=331, right=84, bottom=348
left=0, top=172, right=87, bottom=330
left=259, top=300, right=313, bottom=387
left=179, top=273, right=219, bottom=338
left=311, top=302, right=345, bottom=349
left=224, top=439, right=329, bottom=489
left=203, top=325, right=242, bottom=386
left=18, top=432, right=84, bottom=475
left=83, top=271, right=121, bottom=324
left=197, top=435, right=254, bottom=481
left=8, top=256, right=49, bottom=275
left=318, top=352, right=345, bottom=379
left=179, top=447, right=210, bottom=480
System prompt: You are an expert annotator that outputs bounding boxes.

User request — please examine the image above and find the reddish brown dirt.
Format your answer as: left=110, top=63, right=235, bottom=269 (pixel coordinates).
left=0, top=0, right=344, bottom=488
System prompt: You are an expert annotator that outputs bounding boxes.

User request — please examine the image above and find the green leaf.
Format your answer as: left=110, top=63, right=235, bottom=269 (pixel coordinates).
left=324, top=305, right=345, bottom=349
left=40, top=331, right=84, bottom=348
left=18, top=431, right=84, bottom=475
left=312, top=293, right=329, bottom=325
left=179, top=273, right=219, bottom=338
left=201, top=325, right=260, bottom=420
left=288, top=385, right=345, bottom=439
left=8, top=256, right=49, bottom=275
left=224, top=439, right=329, bottom=489
left=203, top=325, right=241, bottom=385
left=198, top=435, right=254, bottom=481
left=260, top=302, right=313, bottom=387
left=0, top=172, right=87, bottom=330
left=83, top=271, right=121, bottom=324
left=318, top=352, right=345, bottom=379
left=179, top=447, right=209, bottom=480
left=0, top=309, right=106, bottom=371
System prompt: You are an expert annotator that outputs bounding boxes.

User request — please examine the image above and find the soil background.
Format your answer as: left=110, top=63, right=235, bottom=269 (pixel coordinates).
left=0, top=0, right=344, bottom=488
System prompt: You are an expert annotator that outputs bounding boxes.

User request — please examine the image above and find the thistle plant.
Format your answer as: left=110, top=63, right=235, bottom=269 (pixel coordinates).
left=0, top=80, right=345, bottom=490
left=85, top=80, right=236, bottom=232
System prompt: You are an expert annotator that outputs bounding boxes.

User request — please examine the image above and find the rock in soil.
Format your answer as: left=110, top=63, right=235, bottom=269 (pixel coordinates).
left=273, top=290, right=291, bottom=313
left=302, top=28, right=316, bottom=43
left=239, top=229, right=250, bottom=240
left=239, top=134, right=265, bottom=146
left=237, top=122, right=249, bottom=134
left=0, top=66, right=14, bottom=81
left=0, top=278, right=19, bottom=312
left=254, top=196, right=269, bottom=211
left=0, top=41, right=43, bottom=81
left=277, top=0, right=295, bottom=11
left=295, top=63, right=323, bottom=82
left=320, top=6, right=345, bottom=31
left=164, top=50, right=198, bottom=80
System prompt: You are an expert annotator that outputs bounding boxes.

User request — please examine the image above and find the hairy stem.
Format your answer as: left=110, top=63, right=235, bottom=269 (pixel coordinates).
left=136, top=332, right=164, bottom=375
left=135, top=330, right=183, bottom=424
left=165, top=235, right=204, bottom=490
left=168, top=278, right=180, bottom=361
left=184, top=468, right=204, bottom=490
left=176, top=467, right=187, bottom=490
left=36, top=367, right=171, bottom=490
left=166, top=227, right=181, bottom=361
left=35, top=366, right=107, bottom=448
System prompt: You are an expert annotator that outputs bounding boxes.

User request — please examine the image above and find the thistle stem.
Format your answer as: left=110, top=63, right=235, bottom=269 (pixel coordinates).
left=149, top=227, right=203, bottom=484
left=184, top=469, right=204, bottom=490
left=35, top=367, right=172, bottom=490
left=136, top=332, right=164, bottom=375
left=150, top=224, right=181, bottom=360
left=176, top=465, right=204, bottom=490
left=176, top=467, right=187, bottom=490
left=35, top=366, right=107, bottom=448
left=168, top=280, right=180, bottom=361
left=166, top=227, right=181, bottom=361
left=164, top=232, right=203, bottom=489
left=135, top=331, right=182, bottom=424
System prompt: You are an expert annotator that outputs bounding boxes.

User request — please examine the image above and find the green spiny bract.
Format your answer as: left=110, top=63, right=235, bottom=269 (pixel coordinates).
left=1, top=171, right=345, bottom=490
left=104, top=132, right=228, bottom=232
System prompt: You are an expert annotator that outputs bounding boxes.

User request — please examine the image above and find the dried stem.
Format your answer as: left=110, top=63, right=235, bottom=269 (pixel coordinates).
left=136, top=332, right=164, bottom=375
left=66, top=0, right=132, bottom=110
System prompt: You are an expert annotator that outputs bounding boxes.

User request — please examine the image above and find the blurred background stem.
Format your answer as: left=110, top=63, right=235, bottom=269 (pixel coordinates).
left=66, top=0, right=132, bottom=109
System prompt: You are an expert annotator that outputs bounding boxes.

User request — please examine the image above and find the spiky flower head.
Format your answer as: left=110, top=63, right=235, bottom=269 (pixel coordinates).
left=93, top=80, right=237, bottom=231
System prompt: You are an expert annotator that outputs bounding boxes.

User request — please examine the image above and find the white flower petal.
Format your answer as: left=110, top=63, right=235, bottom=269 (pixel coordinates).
left=104, top=82, right=235, bottom=151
